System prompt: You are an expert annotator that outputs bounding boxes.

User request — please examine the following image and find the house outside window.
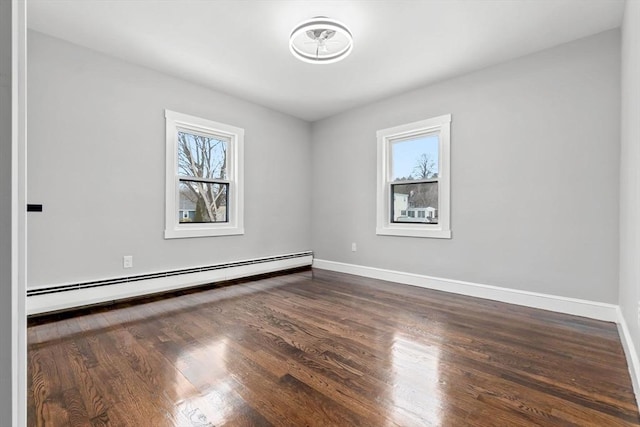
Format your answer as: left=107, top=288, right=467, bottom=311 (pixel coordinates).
left=376, top=114, right=451, bottom=238
left=165, top=110, right=244, bottom=239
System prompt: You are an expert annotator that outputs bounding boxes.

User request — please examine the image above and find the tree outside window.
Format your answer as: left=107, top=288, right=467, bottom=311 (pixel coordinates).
left=177, top=131, right=228, bottom=223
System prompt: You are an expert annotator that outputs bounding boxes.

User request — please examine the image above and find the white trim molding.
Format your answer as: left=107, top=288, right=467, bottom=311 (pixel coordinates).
left=11, top=0, right=27, bottom=425
left=376, top=114, right=452, bottom=239
left=28, top=252, right=312, bottom=315
left=164, top=109, right=245, bottom=239
left=313, top=259, right=640, bottom=408
left=617, top=308, right=640, bottom=406
left=312, top=259, right=618, bottom=322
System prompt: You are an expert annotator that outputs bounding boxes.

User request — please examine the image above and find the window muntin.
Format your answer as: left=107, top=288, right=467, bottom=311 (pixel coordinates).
left=176, top=129, right=229, bottom=224
left=376, top=114, right=451, bottom=239
left=165, top=110, right=244, bottom=239
left=389, top=133, right=440, bottom=225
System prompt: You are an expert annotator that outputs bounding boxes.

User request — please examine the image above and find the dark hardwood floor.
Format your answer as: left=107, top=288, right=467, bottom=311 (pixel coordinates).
left=28, top=268, right=640, bottom=426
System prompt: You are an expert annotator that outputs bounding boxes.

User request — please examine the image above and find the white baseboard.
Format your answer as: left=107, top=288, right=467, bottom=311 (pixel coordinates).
left=617, top=308, right=640, bottom=405
left=314, top=258, right=640, bottom=408
left=26, top=254, right=640, bottom=408
left=312, top=259, right=619, bottom=322
left=28, top=253, right=312, bottom=315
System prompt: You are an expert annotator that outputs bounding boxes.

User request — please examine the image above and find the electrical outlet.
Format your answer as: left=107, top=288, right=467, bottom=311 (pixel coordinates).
left=123, top=255, right=133, bottom=269
left=351, top=242, right=357, bottom=252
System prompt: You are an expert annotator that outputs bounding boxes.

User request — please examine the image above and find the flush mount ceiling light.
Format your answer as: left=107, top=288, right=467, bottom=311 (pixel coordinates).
left=289, top=17, right=353, bottom=64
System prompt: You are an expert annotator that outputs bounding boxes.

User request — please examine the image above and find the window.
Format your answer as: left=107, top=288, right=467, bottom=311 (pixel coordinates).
left=165, top=110, right=244, bottom=239
left=376, top=114, right=451, bottom=238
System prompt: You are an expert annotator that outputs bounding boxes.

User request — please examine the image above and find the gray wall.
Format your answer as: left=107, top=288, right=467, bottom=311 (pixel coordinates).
left=27, top=28, right=624, bottom=304
left=619, top=1, right=640, bottom=357
left=27, top=31, right=312, bottom=288
left=311, top=30, right=621, bottom=303
left=0, top=0, right=13, bottom=422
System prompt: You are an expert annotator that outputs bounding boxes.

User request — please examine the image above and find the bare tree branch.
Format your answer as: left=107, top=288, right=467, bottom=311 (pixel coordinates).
left=413, top=153, right=436, bottom=179
left=177, top=131, right=228, bottom=222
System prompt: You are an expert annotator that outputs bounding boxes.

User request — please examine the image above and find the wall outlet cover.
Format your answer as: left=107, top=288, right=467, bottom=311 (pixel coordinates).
left=123, top=255, right=133, bottom=269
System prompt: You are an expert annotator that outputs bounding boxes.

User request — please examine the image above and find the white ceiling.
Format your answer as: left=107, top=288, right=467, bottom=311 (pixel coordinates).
left=28, top=0, right=625, bottom=122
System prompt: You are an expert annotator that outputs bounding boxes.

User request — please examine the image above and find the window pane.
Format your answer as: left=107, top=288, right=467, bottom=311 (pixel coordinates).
left=177, top=130, right=228, bottom=180
left=392, top=182, right=438, bottom=224
left=179, top=180, right=228, bottom=223
left=391, top=134, right=439, bottom=181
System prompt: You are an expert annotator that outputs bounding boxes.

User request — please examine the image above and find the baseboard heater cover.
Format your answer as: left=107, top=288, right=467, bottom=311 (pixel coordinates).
left=27, top=251, right=313, bottom=315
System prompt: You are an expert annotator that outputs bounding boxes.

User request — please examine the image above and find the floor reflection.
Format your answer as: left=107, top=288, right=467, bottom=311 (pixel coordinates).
left=27, top=269, right=640, bottom=426
left=174, top=338, right=235, bottom=426
left=390, top=333, right=443, bottom=425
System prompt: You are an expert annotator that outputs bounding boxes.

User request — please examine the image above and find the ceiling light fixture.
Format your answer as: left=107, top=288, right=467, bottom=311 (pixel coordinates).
left=289, top=17, right=353, bottom=64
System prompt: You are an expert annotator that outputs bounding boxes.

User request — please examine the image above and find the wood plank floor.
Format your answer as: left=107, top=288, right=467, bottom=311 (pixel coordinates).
left=28, top=268, right=640, bottom=426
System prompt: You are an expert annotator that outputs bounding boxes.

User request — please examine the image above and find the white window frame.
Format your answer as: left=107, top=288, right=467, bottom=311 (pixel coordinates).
left=165, top=110, right=244, bottom=239
left=376, top=114, right=451, bottom=239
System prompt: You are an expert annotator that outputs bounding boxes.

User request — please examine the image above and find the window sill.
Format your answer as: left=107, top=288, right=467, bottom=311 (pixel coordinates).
left=376, top=226, right=451, bottom=239
left=165, top=226, right=245, bottom=239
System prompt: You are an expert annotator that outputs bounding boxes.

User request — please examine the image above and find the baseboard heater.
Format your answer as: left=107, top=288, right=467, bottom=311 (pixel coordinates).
left=27, top=251, right=313, bottom=316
